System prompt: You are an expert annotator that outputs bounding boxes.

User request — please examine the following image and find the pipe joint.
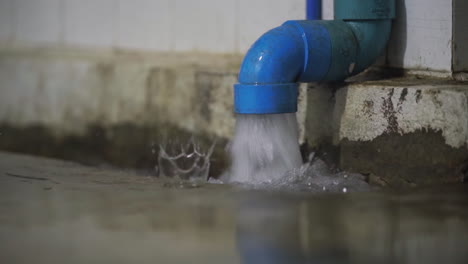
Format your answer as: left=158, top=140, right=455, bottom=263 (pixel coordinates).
left=234, top=0, right=395, bottom=114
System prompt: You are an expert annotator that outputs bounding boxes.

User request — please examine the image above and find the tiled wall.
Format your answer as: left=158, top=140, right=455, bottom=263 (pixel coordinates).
left=0, top=0, right=458, bottom=72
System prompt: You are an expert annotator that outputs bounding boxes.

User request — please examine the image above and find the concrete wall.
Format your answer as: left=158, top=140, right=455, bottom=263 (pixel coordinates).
left=0, top=50, right=241, bottom=138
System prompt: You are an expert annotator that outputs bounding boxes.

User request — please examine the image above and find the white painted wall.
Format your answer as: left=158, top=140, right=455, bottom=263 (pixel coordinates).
left=0, top=0, right=462, bottom=72
left=0, top=0, right=305, bottom=53
left=386, top=0, right=453, bottom=72
left=322, top=0, right=454, bottom=72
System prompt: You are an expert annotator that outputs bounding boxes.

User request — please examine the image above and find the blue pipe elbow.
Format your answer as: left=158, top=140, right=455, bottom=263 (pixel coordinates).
left=234, top=23, right=306, bottom=114
left=234, top=0, right=395, bottom=114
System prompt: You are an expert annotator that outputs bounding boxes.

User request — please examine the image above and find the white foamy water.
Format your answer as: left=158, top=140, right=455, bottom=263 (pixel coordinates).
left=228, top=113, right=303, bottom=183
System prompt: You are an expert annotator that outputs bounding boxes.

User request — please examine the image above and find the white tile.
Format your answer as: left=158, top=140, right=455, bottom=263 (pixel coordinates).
left=117, top=0, right=171, bottom=51
left=15, top=0, right=61, bottom=45
left=238, top=0, right=305, bottom=53
left=173, top=0, right=236, bottom=53
left=64, top=0, right=116, bottom=47
left=0, top=0, right=14, bottom=43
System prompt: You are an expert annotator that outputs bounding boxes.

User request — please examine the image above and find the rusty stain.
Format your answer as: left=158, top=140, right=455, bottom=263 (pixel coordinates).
left=34, top=70, right=46, bottom=117
left=415, top=89, right=422, bottom=103
left=429, top=90, right=443, bottom=107
left=95, top=63, right=115, bottom=121
left=145, top=67, right=159, bottom=112
left=381, top=88, right=399, bottom=133
left=398, top=88, right=408, bottom=106
left=195, top=71, right=217, bottom=122
left=362, top=100, right=374, bottom=118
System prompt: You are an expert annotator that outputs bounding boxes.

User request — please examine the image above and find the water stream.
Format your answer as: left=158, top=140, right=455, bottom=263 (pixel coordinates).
left=229, top=113, right=303, bottom=184
left=227, top=113, right=370, bottom=193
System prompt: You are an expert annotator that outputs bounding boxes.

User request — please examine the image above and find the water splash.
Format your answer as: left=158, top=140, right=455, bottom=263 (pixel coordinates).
left=227, top=113, right=370, bottom=192
left=228, top=113, right=303, bottom=183
left=227, top=151, right=370, bottom=193
left=157, top=138, right=214, bottom=182
left=276, top=153, right=370, bottom=192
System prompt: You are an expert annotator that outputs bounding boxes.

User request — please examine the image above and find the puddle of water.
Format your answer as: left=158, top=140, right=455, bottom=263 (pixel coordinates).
left=1, top=168, right=467, bottom=264
left=1, top=151, right=467, bottom=263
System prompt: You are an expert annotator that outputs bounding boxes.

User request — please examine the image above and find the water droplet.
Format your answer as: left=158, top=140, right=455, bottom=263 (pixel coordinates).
left=342, top=187, right=348, bottom=193
left=307, top=182, right=311, bottom=186
left=343, top=174, right=348, bottom=179
left=322, top=186, right=326, bottom=191
left=151, top=148, right=156, bottom=154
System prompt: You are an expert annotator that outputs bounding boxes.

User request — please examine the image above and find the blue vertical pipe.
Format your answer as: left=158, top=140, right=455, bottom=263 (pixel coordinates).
left=306, top=0, right=321, bottom=20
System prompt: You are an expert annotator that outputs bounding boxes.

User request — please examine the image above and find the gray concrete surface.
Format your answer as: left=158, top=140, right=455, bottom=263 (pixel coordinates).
left=304, top=77, right=468, bottom=185
left=0, top=151, right=468, bottom=264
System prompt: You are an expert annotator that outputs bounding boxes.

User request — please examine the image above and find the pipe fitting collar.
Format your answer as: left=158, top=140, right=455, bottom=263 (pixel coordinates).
left=234, top=83, right=299, bottom=114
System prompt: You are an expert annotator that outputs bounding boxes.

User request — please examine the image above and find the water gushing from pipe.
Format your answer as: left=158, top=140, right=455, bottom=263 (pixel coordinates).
left=231, top=0, right=394, bottom=184
left=229, top=113, right=302, bottom=183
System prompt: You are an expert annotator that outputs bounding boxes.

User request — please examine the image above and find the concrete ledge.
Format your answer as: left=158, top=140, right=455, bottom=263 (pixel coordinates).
left=305, top=78, right=468, bottom=185
left=337, top=79, right=468, bottom=148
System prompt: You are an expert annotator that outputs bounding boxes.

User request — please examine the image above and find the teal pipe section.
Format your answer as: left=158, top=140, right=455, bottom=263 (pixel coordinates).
left=234, top=0, right=395, bottom=114
left=334, top=0, right=395, bottom=20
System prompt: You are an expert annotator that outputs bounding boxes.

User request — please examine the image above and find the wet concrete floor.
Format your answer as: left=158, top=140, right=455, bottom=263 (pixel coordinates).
left=0, top=151, right=467, bottom=264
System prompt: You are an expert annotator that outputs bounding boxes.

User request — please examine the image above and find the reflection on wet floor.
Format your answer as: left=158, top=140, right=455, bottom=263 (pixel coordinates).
left=236, top=191, right=468, bottom=264
left=0, top=152, right=467, bottom=264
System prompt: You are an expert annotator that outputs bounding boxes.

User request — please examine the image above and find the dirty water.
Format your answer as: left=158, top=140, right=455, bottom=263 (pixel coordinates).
left=0, top=151, right=467, bottom=264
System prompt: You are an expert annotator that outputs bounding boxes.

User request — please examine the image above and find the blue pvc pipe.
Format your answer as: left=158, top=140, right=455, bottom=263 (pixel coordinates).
left=306, top=0, right=322, bottom=20
left=234, top=0, right=395, bottom=114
